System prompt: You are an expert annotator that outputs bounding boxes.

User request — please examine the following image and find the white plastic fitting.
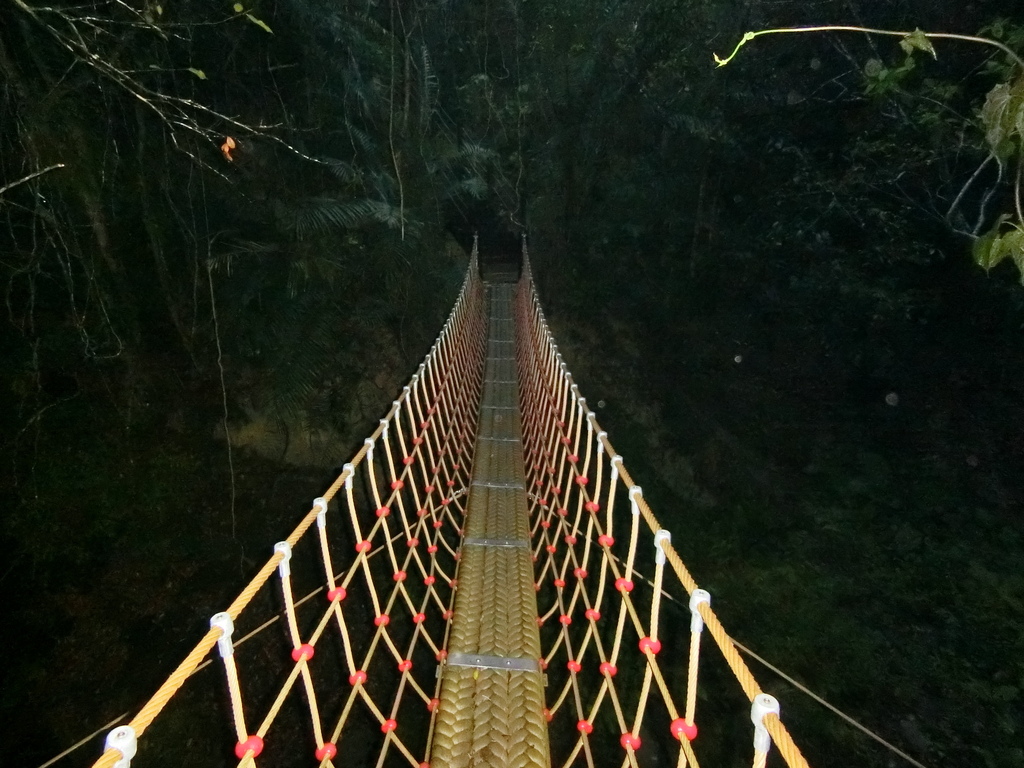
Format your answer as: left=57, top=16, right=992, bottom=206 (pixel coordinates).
left=379, top=419, right=389, bottom=438
left=343, top=463, right=355, bottom=490
left=688, top=589, right=710, bottom=633
left=313, top=498, right=328, bottom=529
left=275, top=541, right=292, bottom=578
left=654, top=529, right=671, bottom=565
left=750, top=694, right=780, bottom=754
left=210, top=612, right=235, bottom=658
left=628, top=486, right=643, bottom=515
left=610, top=454, right=622, bottom=481
left=105, top=725, right=137, bottom=768
left=364, top=438, right=375, bottom=461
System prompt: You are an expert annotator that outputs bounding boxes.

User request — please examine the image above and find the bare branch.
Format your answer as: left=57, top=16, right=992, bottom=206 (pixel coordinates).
left=0, top=163, right=66, bottom=197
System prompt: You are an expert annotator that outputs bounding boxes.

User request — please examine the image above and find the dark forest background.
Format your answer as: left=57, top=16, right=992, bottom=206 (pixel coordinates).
left=2, top=0, right=1023, bottom=766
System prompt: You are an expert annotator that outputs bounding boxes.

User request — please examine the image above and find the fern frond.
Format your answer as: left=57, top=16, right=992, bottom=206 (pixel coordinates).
left=420, top=45, right=438, bottom=132
left=320, top=157, right=363, bottom=184
left=285, top=197, right=404, bottom=239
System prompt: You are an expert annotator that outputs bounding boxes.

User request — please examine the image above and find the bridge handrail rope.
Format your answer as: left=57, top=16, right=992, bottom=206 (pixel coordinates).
left=89, top=239, right=814, bottom=768
left=93, top=246, right=488, bottom=768
left=516, top=243, right=810, bottom=768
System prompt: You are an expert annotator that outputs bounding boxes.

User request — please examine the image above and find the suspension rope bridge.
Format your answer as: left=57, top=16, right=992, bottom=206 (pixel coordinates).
left=91, top=240, right=810, bottom=768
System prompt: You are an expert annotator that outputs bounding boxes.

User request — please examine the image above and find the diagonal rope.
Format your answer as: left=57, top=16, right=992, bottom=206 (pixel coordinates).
left=516, top=240, right=809, bottom=768
left=92, top=245, right=488, bottom=768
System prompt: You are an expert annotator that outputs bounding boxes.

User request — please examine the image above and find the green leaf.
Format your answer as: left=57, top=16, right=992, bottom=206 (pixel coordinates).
left=245, top=13, right=273, bottom=33
left=1012, top=248, right=1024, bottom=285
left=232, top=3, right=244, bottom=11
left=900, top=28, right=937, bottom=59
left=973, top=216, right=1011, bottom=271
left=187, top=68, right=207, bottom=80
left=982, top=83, right=1017, bottom=159
left=1000, top=229, right=1024, bottom=281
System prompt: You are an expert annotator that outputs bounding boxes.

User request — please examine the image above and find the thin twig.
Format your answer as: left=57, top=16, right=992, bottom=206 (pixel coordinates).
left=0, top=163, right=66, bottom=197
left=716, top=26, right=1024, bottom=71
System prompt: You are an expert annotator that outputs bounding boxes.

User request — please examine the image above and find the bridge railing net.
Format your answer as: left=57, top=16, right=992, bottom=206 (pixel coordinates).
left=93, top=251, right=487, bottom=768
left=515, top=251, right=811, bottom=768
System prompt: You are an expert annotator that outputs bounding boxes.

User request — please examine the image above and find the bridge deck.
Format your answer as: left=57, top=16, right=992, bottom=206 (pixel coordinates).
left=429, top=282, right=550, bottom=768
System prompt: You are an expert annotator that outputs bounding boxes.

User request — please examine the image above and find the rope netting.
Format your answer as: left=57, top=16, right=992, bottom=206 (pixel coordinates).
left=93, top=250, right=488, bottom=768
left=90, top=240, right=814, bottom=768
left=516, top=249, right=811, bottom=768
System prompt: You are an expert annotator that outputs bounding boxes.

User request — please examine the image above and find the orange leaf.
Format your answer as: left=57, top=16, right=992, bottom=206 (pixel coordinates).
left=221, top=136, right=236, bottom=161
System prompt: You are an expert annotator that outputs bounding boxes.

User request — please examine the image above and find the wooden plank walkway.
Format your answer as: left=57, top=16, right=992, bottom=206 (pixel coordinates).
left=429, top=281, right=550, bottom=768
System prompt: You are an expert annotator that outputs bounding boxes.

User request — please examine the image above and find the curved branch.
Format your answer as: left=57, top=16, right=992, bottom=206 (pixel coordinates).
left=0, top=163, right=66, bottom=197
left=715, top=26, right=1024, bottom=72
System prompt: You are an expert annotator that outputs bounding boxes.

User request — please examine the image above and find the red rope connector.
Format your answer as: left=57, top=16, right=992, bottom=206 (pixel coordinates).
left=291, top=644, right=314, bottom=662
left=349, top=670, right=367, bottom=685
left=543, top=708, right=553, bottom=722
left=424, top=484, right=435, bottom=493
left=638, top=637, right=662, bottom=655
left=577, top=720, right=594, bottom=734
left=398, top=659, right=413, bottom=672
left=407, top=537, right=419, bottom=548
left=585, top=501, right=600, bottom=512
left=435, top=650, right=448, bottom=661
left=381, top=719, right=398, bottom=733
left=540, top=520, right=551, bottom=529
left=620, top=733, right=641, bottom=751
left=327, top=587, right=347, bottom=602
left=598, top=534, right=615, bottom=547
left=670, top=718, right=699, bottom=742
left=442, top=609, right=454, bottom=619
left=615, top=578, right=634, bottom=593
left=546, top=544, right=557, bottom=554
left=355, top=540, right=372, bottom=553
left=558, top=508, right=569, bottom=517
left=393, top=571, right=407, bottom=581
left=374, top=614, right=391, bottom=627
left=376, top=506, right=390, bottom=517
left=403, top=456, right=415, bottom=465
left=567, top=659, right=582, bottom=673
left=585, top=608, right=601, bottom=621
left=391, top=480, right=404, bottom=490
left=574, top=567, right=588, bottom=579
left=427, top=545, right=438, bottom=553
left=559, top=614, right=572, bottom=625
left=424, top=575, right=436, bottom=585
left=564, top=534, right=577, bottom=545
left=553, top=578, right=566, bottom=588
left=235, top=736, right=264, bottom=759
left=316, top=743, right=337, bottom=760
left=413, top=612, right=426, bottom=623
left=599, top=662, right=618, bottom=677
left=427, top=698, right=440, bottom=711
